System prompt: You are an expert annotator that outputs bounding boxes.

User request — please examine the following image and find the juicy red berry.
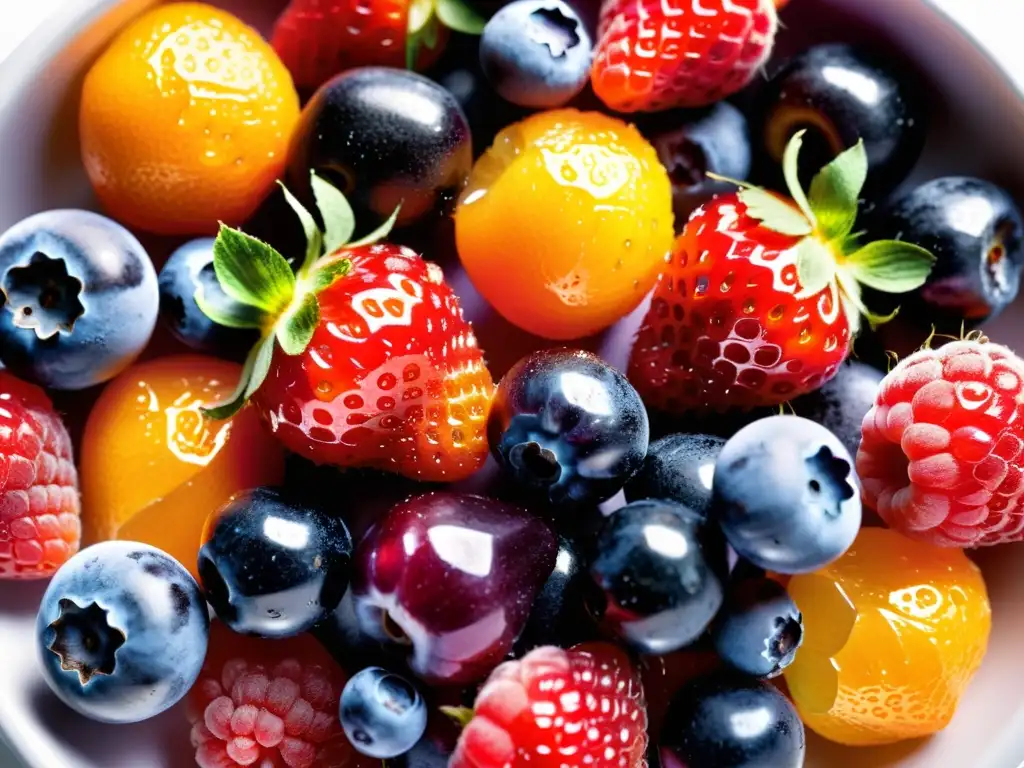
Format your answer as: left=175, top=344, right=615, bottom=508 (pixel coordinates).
left=858, top=339, right=1024, bottom=546
left=450, top=644, right=648, bottom=768
left=0, top=371, right=80, bottom=579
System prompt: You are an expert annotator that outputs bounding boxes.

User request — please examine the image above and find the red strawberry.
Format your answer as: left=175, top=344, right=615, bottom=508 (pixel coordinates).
left=449, top=643, right=648, bottom=768
left=0, top=372, right=80, bottom=580
left=591, top=0, right=778, bottom=112
left=858, top=338, right=1024, bottom=547
left=628, top=131, right=936, bottom=413
left=199, top=176, right=493, bottom=482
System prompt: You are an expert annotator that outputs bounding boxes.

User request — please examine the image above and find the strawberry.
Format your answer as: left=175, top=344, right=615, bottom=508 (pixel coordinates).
left=197, top=176, right=493, bottom=482
left=591, top=0, right=778, bottom=112
left=272, top=0, right=487, bottom=94
left=628, top=131, right=937, bottom=413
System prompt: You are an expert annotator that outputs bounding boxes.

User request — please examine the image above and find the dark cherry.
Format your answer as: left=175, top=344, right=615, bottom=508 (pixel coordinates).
left=198, top=487, right=352, bottom=638
left=790, top=361, right=882, bottom=459
left=624, top=433, right=725, bottom=516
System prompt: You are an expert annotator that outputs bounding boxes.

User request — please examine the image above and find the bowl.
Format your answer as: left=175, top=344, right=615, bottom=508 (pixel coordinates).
left=1, top=1, right=1023, bottom=766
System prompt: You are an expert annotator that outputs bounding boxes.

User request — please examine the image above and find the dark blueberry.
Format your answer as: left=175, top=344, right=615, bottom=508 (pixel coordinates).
left=36, top=542, right=209, bottom=723
left=339, top=667, right=428, bottom=759
left=198, top=487, right=353, bottom=638
left=587, top=500, right=727, bottom=654
left=385, top=712, right=460, bottom=767
left=489, top=348, right=650, bottom=507
left=287, top=68, right=472, bottom=231
left=157, top=238, right=259, bottom=360
left=659, top=672, right=806, bottom=768
left=791, top=361, right=882, bottom=459
left=711, top=415, right=861, bottom=574
left=713, top=577, right=803, bottom=678
left=758, top=44, right=924, bottom=195
left=624, top=433, right=725, bottom=516
left=0, top=210, right=158, bottom=389
left=480, top=0, right=592, bottom=108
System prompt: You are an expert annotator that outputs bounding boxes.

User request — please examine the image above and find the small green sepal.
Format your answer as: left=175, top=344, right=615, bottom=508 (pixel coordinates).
left=202, top=333, right=276, bottom=420
left=844, top=240, right=937, bottom=293
left=736, top=187, right=813, bottom=237
left=794, top=238, right=836, bottom=299
left=808, top=139, right=868, bottom=242
left=312, top=172, right=356, bottom=254
left=193, top=288, right=269, bottom=329
left=440, top=705, right=475, bottom=729
left=406, top=0, right=486, bottom=71
left=276, top=292, right=321, bottom=356
left=436, top=0, right=487, bottom=33
left=347, top=205, right=402, bottom=249
left=212, top=225, right=295, bottom=316
left=782, top=129, right=816, bottom=225
left=309, top=257, right=353, bottom=293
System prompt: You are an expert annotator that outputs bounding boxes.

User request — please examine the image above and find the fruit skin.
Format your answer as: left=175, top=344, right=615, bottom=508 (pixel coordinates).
left=785, top=528, right=991, bottom=746
left=450, top=643, right=648, bottom=768
left=79, top=2, right=301, bottom=235
left=198, top=487, right=353, bottom=638
left=251, top=243, right=493, bottom=483
left=658, top=671, right=805, bottom=768
left=711, top=415, right=861, bottom=573
left=350, top=492, right=558, bottom=685
left=0, top=210, right=158, bottom=389
left=339, top=667, right=428, bottom=759
left=479, top=0, right=593, bottom=108
left=489, top=348, right=649, bottom=506
left=624, top=433, right=724, bottom=516
left=791, top=361, right=883, bottom=460
left=591, top=0, right=777, bottom=112
left=588, top=500, right=727, bottom=654
left=0, top=372, right=80, bottom=579
left=287, top=68, right=472, bottom=230
left=456, top=109, right=674, bottom=339
left=36, top=541, right=209, bottom=724
left=158, top=238, right=258, bottom=359
left=712, top=576, right=803, bottom=678
left=857, top=339, right=1024, bottom=547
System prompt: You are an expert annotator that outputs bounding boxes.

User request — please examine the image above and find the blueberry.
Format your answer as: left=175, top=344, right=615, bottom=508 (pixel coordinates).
left=489, top=348, right=649, bottom=507
left=515, top=534, right=596, bottom=653
left=198, top=487, right=353, bottom=638
left=659, top=672, right=806, bottom=768
left=791, top=361, right=882, bottom=459
left=713, top=577, right=803, bottom=678
left=624, top=433, right=725, bottom=516
left=158, top=238, right=259, bottom=359
left=339, top=667, right=428, bottom=759
left=0, top=210, right=158, bottom=389
left=711, top=415, right=861, bottom=574
left=35, top=541, right=209, bottom=724
left=587, top=500, right=727, bottom=654
left=479, top=0, right=592, bottom=108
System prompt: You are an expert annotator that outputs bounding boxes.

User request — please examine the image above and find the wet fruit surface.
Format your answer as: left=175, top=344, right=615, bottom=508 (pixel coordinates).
left=784, top=527, right=991, bottom=746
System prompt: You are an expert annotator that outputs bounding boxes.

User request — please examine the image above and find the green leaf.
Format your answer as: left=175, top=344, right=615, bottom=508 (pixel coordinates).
left=202, top=334, right=276, bottom=420
left=781, top=129, right=816, bottom=225
left=278, top=181, right=324, bottom=277
left=193, top=286, right=269, bottom=329
left=844, top=240, right=936, bottom=294
left=436, top=0, right=487, bottom=34
left=837, top=268, right=900, bottom=331
left=312, top=173, right=356, bottom=254
left=348, top=205, right=403, bottom=248
left=794, top=238, right=837, bottom=298
left=737, top=188, right=813, bottom=237
left=309, top=257, right=353, bottom=294
left=213, top=225, right=296, bottom=316
left=439, top=706, right=475, bottom=729
left=808, top=140, right=868, bottom=242
left=276, top=292, right=321, bottom=356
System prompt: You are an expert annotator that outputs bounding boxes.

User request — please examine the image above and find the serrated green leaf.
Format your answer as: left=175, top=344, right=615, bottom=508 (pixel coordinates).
left=193, top=286, right=269, bottom=329
left=794, top=238, right=837, bottom=298
left=202, top=333, right=276, bottom=420
left=782, top=129, right=816, bottom=225
left=437, top=0, right=487, bottom=34
left=276, top=292, right=321, bottom=356
left=212, top=225, right=295, bottom=315
left=309, top=257, right=353, bottom=294
left=737, top=188, right=813, bottom=237
left=808, top=140, right=868, bottom=242
left=348, top=205, right=403, bottom=248
left=845, top=240, right=936, bottom=294
left=311, top=173, right=355, bottom=254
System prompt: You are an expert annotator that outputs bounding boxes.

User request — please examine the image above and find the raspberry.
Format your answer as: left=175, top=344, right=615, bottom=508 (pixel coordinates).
left=450, top=644, right=648, bottom=768
left=0, top=371, right=80, bottom=579
left=857, top=339, right=1024, bottom=546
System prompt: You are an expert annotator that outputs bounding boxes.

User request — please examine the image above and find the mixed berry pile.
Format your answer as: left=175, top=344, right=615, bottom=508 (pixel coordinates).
left=2, top=0, right=1022, bottom=766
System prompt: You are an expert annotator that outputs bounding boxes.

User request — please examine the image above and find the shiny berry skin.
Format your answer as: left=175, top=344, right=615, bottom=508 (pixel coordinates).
left=198, top=487, right=353, bottom=638
left=36, top=541, right=209, bottom=724
left=0, top=372, right=80, bottom=579
left=591, top=0, right=777, bottom=112
left=712, top=577, right=803, bottom=678
left=339, top=667, right=427, bottom=758
left=658, top=672, right=805, bottom=768
left=489, top=349, right=649, bottom=507
left=857, top=339, right=1024, bottom=547
left=785, top=528, right=990, bottom=746
left=515, top=534, right=595, bottom=654
left=451, top=643, right=648, bottom=768
left=252, top=243, right=493, bottom=483
left=624, top=433, right=724, bottom=516
left=0, top=209, right=158, bottom=389
left=351, top=492, right=558, bottom=685
left=712, top=415, right=861, bottom=573
left=588, top=500, right=727, bottom=654
left=455, top=109, right=674, bottom=340
left=791, top=361, right=883, bottom=460
left=628, top=196, right=852, bottom=412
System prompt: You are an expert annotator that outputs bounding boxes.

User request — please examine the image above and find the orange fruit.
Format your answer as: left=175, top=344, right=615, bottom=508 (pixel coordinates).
left=455, top=109, right=674, bottom=340
left=81, top=355, right=285, bottom=577
left=80, top=2, right=301, bottom=235
left=785, top=527, right=991, bottom=746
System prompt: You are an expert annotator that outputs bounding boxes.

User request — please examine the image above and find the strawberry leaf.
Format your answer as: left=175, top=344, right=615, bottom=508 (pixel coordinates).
left=781, top=130, right=816, bottom=225
left=202, top=333, right=276, bottom=420
left=212, top=225, right=295, bottom=316
left=844, top=240, right=936, bottom=293
left=794, top=238, right=836, bottom=298
left=437, top=0, right=487, bottom=34
left=737, top=188, right=813, bottom=237
left=440, top=706, right=475, bottom=729
left=309, top=257, right=353, bottom=294
left=837, top=268, right=900, bottom=331
left=277, top=181, right=322, bottom=276
left=193, top=287, right=269, bottom=329
left=276, top=292, right=321, bottom=356
left=312, top=173, right=356, bottom=255
left=348, top=205, right=403, bottom=248
left=808, top=140, right=868, bottom=242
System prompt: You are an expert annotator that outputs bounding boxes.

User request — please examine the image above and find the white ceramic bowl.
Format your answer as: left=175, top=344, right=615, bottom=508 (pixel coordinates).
left=1, top=1, right=1024, bottom=766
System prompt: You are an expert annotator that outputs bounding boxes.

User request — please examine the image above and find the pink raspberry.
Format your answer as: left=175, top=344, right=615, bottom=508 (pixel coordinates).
left=857, top=339, right=1024, bottom=547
